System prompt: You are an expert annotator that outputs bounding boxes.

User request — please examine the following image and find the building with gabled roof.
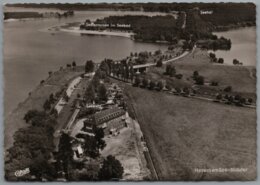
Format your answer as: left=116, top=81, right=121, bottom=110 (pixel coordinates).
left=84, top=106, right=127, bottom=135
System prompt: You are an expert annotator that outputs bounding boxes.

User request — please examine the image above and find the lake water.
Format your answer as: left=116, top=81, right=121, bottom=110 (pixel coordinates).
left=3, top=9, right=169, bottom=116
left=211, top=27, right=256, bottom=66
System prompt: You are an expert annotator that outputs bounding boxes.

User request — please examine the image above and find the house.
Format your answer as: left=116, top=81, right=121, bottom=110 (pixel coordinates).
left=84, top=106, right=127, bottom=135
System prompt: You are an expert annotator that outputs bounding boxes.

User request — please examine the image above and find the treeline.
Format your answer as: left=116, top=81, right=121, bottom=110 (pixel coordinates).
left=6, top=2, right=255, bottom=16
left=95, top=15, right=180, bottom=42
left=4, top=12, right=43, bottom=20
left=199, top=3, right=256, bottom=28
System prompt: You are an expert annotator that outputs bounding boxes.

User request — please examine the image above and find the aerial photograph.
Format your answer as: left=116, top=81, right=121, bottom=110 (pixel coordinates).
left=3, top=1, right=256, bottom=181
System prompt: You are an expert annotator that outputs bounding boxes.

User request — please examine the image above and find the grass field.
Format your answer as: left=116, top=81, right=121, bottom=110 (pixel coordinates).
left=144, top=49, right=256, bottom=99
left=124, top=85, right=256, bottom=180
left=4, top=68, right=84, bottom=149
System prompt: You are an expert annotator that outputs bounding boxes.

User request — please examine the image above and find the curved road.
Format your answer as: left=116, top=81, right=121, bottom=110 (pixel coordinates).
left=133, top=44, right=196, bottom=70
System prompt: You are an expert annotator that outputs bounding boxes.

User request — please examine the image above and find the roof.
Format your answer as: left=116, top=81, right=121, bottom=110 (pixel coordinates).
left=85, top=106, right=125, bottom=126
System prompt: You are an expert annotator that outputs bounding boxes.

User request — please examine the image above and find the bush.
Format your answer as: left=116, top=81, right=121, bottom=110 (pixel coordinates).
left=218, top=58, right=224, bottom=64
left=216, top=94, right=222, bottom=100
left=157, top=81, right=164, bottom=91
left=209, top=52, right=216, bottom=59
left=154, top=49, right=162, bottom=55
left=165, top=65, right=176, bottom=76
left=133, top=77, right=141, bottom=87
left=175, top=74, right=183, bottom=79
left=43, top=99, right=51, bottom=111
left=233, top=59, right=239, bottom=65
left=248, top=98, right=253, bottom=103
left=195, top=75, right=204, bottom=85
left=97, top=84, right=107, bottom=101
left=85, top=60, right=95, bottom=73
left=156, top=60, right=163, bottom=67
left=142, top=78, right=148, bottom=87
left=149, top=80, right=156, bottom=90
left=224, top=86, right=232, bottom=92
left=193, top=71, right=199, bottom=78
left=165, top=84, right=172, bottom=91
left=211, top=81, right=219, bottom=86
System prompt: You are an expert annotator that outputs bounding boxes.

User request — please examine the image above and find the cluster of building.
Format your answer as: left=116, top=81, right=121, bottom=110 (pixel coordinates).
left=70, top=83, right=129, bottom=160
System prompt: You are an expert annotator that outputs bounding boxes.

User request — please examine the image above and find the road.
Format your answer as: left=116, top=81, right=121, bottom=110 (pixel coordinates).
left=181, top=11, right=186, bottom=29
left=54, top=76, right=82, bottom=114
left=133, top=50, right=191, bottom=70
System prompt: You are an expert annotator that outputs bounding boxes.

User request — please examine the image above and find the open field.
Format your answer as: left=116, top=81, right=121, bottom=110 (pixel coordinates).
left=144, top=49, right=256, bottom=99
left=124, top=85, right=256, bottom=180
left=4, top=68, right=84, bottom=149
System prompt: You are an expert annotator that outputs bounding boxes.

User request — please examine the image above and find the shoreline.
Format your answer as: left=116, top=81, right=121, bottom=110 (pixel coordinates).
left=4, top=68, right=84, bottom=150
left=60, top=27, right=135, bottom=39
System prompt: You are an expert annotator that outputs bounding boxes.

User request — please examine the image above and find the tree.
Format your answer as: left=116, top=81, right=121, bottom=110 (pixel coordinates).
left=142, top=78, right=148, bottom=87
left=175, top=74, right=183, bottom=79
left=100, top=60, right=110, bottom=75
left=216, top=94, right=222, bottom=100
left=24, top=110, right=44, bottom=123
left=149, top=80, right=156, bottom=90
left=30, top=154, right=57, bottom=180
left=165, top=84, right=172, bottom=90
left=85, top=60, right=95, bottom=73
left=233, top=59, right=239, bottom=65
left=211, top=81, right=219, bottom=86
left=58, top=132, right=73, bottom=179
left=97, top=84, right=107, bottom=101
left=195, top=75, right=204, bottom=85
left=72, top=61, right=77, bottom=67
left=43, top=99, right=51, bottom=111
left=98, top=155, right=124, bottom=180
left=209, top=52, right=216, bottom=59
left=63, top=92, right=69, bottom=102
left=129, top=64, right=134, bottom=82
left=224, top=86, right=232, bottom=92
left=218, top=58, right=224, bottom=64
left=248, top=98, right=253, bottom=104
left=157, top=81, right=164, bottom=91
left=165, top=65, right=176, bottom=76
left=40, top=80, right=45, bottom=84
left=154, top=49, right=162, bottom=55
left=49, top=93, right=55, bottom=104
left=156, top=60, right=163, bottom=67
left=193, top=71, right=199, bottom=79
left=93, top=125, right=106, bottom=150
left=133, top=77, right=141, bottom=87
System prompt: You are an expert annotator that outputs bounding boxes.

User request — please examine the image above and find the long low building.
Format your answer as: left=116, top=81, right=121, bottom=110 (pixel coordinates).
left=83, top=106, right=127, bottom=135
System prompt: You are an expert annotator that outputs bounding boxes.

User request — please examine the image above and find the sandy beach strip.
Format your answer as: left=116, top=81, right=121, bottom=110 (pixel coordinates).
left=60, top=27, right=135, bottom=38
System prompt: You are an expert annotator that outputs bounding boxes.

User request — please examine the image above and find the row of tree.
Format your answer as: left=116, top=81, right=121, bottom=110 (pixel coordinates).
left=216, top=93, right=253, bottom=106
left=133, top=77, right=164, bottom=91
left=209, top=52, right=224, bottom=64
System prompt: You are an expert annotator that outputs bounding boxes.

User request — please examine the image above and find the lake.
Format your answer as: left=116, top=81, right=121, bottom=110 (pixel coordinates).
left=211, top=27, right=256, bottom=66
left=3, top=9, right=169, bottom=117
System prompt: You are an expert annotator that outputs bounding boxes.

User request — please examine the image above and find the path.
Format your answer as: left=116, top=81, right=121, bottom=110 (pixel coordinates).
left=55, top=76, right=82, bottom=114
